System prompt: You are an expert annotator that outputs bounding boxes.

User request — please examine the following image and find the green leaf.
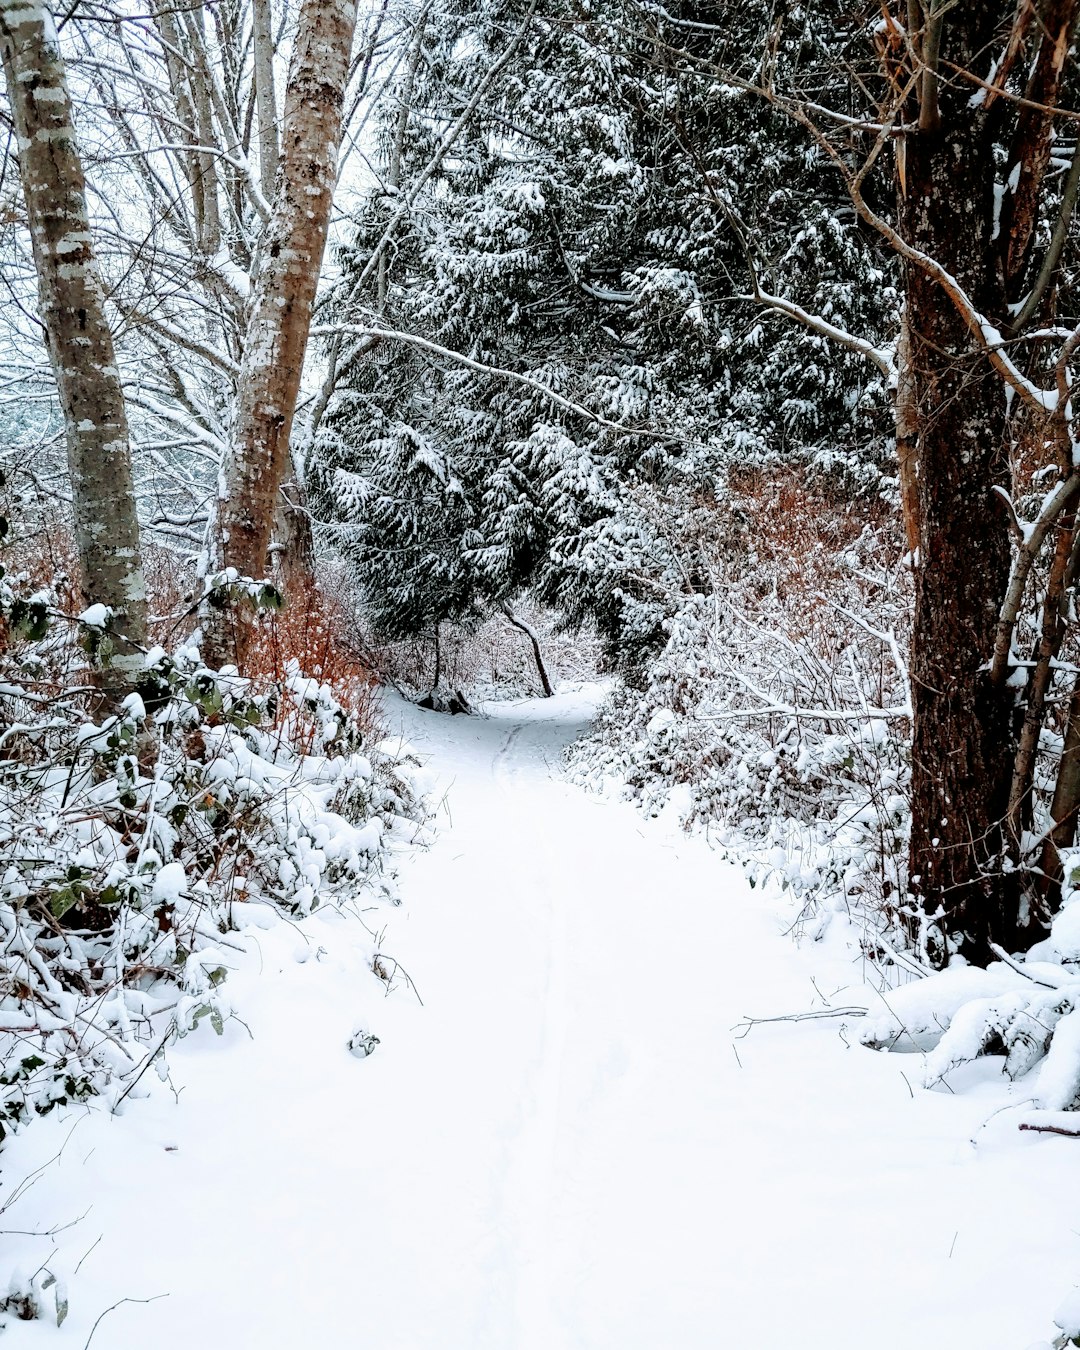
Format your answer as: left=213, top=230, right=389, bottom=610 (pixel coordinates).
left=9, top=599, right=48, bottom=642
left=255, top=582, right=284, bottom=611
left=49, top=886, right=79, bottom=920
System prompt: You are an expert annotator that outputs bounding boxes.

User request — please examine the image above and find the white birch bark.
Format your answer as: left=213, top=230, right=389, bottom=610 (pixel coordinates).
left=0, top=0, right=148, bottom=698
left=252, top=0, right=279, bottom=205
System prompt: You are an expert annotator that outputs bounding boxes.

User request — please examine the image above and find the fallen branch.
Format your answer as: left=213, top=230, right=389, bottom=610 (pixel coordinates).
left=1019, top=1121, right=1080, bottom=1138
left=989, top=941, right=1068, bottom=989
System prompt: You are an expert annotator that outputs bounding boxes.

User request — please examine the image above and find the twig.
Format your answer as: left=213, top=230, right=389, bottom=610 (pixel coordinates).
left=0, top=1206, right=89, bottom=1237
left=84, top=1294, right=169, bottom=1349
left=1019, top=1121, right=1080, bottom=1138
left=75, top=1234, right=103, bottom=1276
left=111, top=1021, right=176, bottom=1113
left=733, top=1006, right=867, bottom=1038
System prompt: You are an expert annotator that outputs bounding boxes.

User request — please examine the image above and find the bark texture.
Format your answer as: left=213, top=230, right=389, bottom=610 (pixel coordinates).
left=206, top=0, right=358, bottom=666
left=252, top=0, right=279, bottom=205
left=0, top=0, right=148, bottom=698
left=901, top=4, right=1015, bottom=964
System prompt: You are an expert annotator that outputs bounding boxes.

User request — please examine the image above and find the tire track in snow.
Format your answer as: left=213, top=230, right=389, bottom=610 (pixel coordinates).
left=492, top=721, right=572, bottom=1350
left=491, top=723, right=523, bottom=780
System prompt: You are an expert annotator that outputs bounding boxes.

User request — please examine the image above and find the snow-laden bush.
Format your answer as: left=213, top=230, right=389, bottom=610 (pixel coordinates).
left=859, top=858, right=1080, bottom=1115
left=0, top=643, right=428, bottom=1146
left=571, top=509, right=912, bottom=945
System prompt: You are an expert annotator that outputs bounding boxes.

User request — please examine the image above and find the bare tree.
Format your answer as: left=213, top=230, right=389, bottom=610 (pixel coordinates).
left=203, top=0, right=359, bottom=666
left=0, top=0, right=148, bottom=701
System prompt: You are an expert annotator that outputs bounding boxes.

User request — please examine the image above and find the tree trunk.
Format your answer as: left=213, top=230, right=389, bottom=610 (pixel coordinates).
left=152, top=2, right=206, bottom=253
left=0, top=0, right=148, bottom=703
left=252, top=0, right=279, bottom=205
left=269, top=462, right=316, bottom=602
left=901, top=5, right=1016, bottom=966
left=1040, top=674, right=1080, bottom=909
left=186, top=7, right=220, bottom=256
left=501, top=603, right=554, bottom=697
left=894, top=309, right=920, bottom=556
left=204, top=0, right=358, bottom=667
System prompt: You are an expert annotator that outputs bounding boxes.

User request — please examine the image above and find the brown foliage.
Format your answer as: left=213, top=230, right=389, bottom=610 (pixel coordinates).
left=4, top=513, right=378, bottom=735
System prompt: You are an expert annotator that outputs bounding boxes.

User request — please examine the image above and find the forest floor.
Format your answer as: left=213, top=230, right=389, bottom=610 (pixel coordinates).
left=3, top=686, right=1080, bottom=1348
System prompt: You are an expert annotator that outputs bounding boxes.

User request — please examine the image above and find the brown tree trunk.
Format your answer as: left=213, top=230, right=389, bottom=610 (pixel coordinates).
left=0, top=0, right=148, bottom=703
left=895, top=308, right=920, bottom=556
left=1041, top=674, right=1080, bottom=907
left=901, top=5, right=1016, bottom=966
left=269, top=464, right=316, bottom=602
left=501, top=603, right=554, bottom=698
left=204, top=0, right=358, bottom=667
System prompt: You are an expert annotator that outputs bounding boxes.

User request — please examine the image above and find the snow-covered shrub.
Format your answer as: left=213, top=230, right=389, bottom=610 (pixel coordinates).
left=858, top=863, right=1080, bottom=1116
left=0, top=1267, right=67, bottom=1331
left=571, top=473, right=912, bottom=944
left=1048, top=1287, right=1080, bottom=1348
left=0, top=638, right=428, bottom=1147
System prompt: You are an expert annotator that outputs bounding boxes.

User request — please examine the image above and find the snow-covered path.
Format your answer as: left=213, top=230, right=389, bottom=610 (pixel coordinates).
left=5, top=689, right=1080, bottom=1348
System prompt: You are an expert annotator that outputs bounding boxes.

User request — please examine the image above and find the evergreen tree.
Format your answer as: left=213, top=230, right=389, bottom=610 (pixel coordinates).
left=310, top=0, right=894, bottom=668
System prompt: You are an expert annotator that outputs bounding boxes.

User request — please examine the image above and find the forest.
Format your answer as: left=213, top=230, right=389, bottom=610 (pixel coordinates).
left=4, top=1, right=1080, bottom=1345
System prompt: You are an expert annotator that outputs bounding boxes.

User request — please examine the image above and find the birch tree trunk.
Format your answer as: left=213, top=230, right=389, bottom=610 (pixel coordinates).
left=252, top=0, right=279, bottom=205
left=204, top=0, right=357, bottom=667
left=0, top=0, right=148, bottom=702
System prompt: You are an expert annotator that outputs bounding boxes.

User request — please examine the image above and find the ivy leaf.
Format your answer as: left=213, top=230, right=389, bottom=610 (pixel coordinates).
left=49, top=886, right=79, bottom=919
left=9, top=599, right=48, bottom=642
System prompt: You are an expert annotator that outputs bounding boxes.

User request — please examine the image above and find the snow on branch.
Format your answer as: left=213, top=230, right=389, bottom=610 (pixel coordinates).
left=737, top=286, right=896, bottom=382
left=311, top=323, right=668, bottom=441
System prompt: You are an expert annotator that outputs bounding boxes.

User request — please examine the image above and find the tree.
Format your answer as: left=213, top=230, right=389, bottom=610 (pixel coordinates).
left=0, top=0, right=148, bottom=702
left=311, top=0, right=891, bottom=674
left=203, top=0, right=360, bottom=667
left=662, top=1, right=1080, bottom=964
left=815, top=0, right=1080, bottom=963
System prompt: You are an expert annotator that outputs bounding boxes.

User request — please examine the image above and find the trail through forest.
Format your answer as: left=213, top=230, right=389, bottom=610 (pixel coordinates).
left=5, top=689, right=1080, bottom=1349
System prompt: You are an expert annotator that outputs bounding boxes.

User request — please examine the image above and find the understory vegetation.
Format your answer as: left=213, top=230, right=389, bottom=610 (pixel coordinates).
left=0, top=498, right=429, bottom=1161
left=569, top=470, right=912, bottom=939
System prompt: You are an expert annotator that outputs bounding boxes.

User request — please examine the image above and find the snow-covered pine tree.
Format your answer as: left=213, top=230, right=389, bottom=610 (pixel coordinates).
left=310, top=0, right=895, bottom=671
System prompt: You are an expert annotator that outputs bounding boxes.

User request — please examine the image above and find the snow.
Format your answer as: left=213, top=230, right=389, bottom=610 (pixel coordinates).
left=76, top=603, right=110, bottom=628
left=150, top=861, right=186, bottom=905
left=4, top=686, right=1080, bottom=1347
left=1056, top=1288, right=1080, bottom=1336
left=860, top=963, right=1033, bottom=1052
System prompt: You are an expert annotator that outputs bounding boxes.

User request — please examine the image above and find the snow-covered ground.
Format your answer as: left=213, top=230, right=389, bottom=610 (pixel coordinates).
left=3, top=686, right=1080, bottom=1348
